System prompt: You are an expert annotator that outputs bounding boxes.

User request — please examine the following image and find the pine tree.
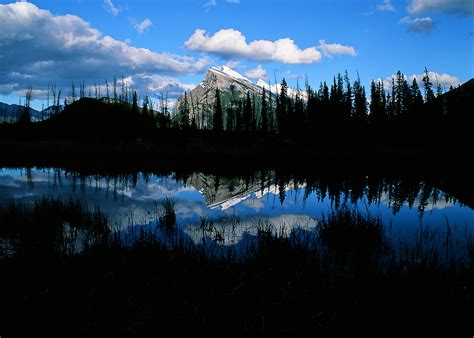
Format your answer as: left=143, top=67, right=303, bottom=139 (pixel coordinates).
left=353, top=76, right=367, bottom=123
left=243, top=91, right=252, bottom=132
left=142, top=95, right=149, bottom=116
left=393, top=71, right=409, bottom=117
left=305, top=83, right=317, bottom=132
left=267, top=84, right=274, bottom=132
left=276, top=79, right=288, bottom=134
left=236, top=99, right=243, bottom=132
left=293, top=89, right=304, bottom=133
left=251, top=93, right=257, bottom=131
left=410, top=78, right=423, bottom=109
left=261, top=87, right=268, bottom=132
left=322, top=81, right=330, bottom=105
left=188, top=92, right=197, bottom=129
left=380, top=80, right=386, bottom=116
left=330, top=73, right=346, bottom=126
left=344, top=70, right=353, bottom=120
left=386, top=93, right=394, bottom=121
left=330, top=77, right=337, bottom=106
left=369, top=80, right=378, bottom=121
left=131, top=91, right=138, bottom=114
left=388, top=78, right=396, bottom=120
left=422, top=67, right=435, bottom=102
left=398, top=71, right=410, bottom=116
left=436, top=82, right=443, bottom=97
left=19, top=86, right=32, bottom=124
left=369, top=80, right=387, bottom=125
left=226, top=106, right=234, bottom=132
left=318, top=81, right=330, bottom=129
left=336, top=73, right=344, bottom=104
left=179, top=93, right=190, bottom=129
left=213, top=88, right=223, bottom=132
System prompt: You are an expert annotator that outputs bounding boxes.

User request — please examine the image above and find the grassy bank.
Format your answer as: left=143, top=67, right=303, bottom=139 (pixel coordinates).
left=0, top=199, right=473, bottom=335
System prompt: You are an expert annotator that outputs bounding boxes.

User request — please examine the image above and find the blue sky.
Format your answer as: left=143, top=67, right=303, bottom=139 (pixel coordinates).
left=0, top=0, right=473, bottom=109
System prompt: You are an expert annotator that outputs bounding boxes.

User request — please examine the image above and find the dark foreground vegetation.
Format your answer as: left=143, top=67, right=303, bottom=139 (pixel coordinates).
left=0, top=198, right=473, bottom=335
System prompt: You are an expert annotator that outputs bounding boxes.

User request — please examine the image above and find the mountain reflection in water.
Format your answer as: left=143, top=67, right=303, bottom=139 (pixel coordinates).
left=0, top=167, right=472, bottom=254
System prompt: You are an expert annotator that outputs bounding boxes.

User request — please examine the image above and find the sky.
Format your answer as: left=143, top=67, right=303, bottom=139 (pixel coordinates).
left=0, top=0, right=473, bottom=110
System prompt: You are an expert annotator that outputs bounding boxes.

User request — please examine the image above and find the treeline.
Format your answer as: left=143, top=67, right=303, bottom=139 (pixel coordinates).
left=5, top=68, right=472, bottom=143
left=176, top=67, right=470, bottom=137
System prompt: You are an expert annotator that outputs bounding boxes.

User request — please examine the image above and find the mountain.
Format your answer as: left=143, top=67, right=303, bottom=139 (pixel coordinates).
left=189, top=172, right=273, bottom=209
left=40, top=105, right=64, bottom=118
left=174, top=66, right=305, bottom=119
left=0, top=102, right=40, bottom=122
left=174, top=66, right=267, bottom=114
left=0, top=102, right=63, bottom=123
left=173, top=65, right=311, bottom=130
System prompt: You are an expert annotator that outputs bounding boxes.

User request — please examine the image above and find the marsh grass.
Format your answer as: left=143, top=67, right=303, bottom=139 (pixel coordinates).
left=465, top=226, right=474, bottom=266
left=0, top=198, right=472, bottom=334
left=0, top=196, right=110, bottom=255
left=155, top=197, right=177, bottom=230
left=315, top=208, right=390, bottom=272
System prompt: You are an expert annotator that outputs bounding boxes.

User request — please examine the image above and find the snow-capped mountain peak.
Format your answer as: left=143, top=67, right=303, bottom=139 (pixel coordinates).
left=209, top=66, right=252, bottom=84
left=256, top=79, right=270, bottom=89
left=174, top=65, right=305, bottom=115
left=208, top=65, right=302, bottom=97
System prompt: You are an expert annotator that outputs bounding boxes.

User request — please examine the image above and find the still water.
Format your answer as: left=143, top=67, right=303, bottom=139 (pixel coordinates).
left=0, top=167, right=473, bottom=257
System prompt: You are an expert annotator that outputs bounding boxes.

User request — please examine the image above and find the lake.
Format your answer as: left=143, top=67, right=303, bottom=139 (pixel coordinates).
left=0, top=167, right=473, bottom=260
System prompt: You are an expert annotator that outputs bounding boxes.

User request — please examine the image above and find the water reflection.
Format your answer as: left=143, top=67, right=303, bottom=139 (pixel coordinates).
left=0, top=167, right=472, bottom=256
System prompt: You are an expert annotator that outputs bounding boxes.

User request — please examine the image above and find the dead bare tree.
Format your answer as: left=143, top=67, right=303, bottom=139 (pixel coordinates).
left=105, top=79, right=110, bottom=103
left=56, top=89, right=61, bottom=115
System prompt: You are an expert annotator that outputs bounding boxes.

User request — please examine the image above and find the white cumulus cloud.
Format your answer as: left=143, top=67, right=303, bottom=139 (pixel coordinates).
left=184, top=28, right=323, bottom=64
left=317, top=40, right=358, bottom=57
left=400, top=16, right=436, bottom=33
left=245, top=65, right=267, bottom=80
left=378, top=71, right=460, bottom=91
left=376, top=0, right=396, bottom=12
left=0, top=2, right=206, bottom=100
left=203, top=0, right=217, bottom=13
left=408, top=0, right=474, bottom=16
left=133, top=18, right=153, bottom=33
left=104, top=0, right=120, bottom=16
left=203, top=0, right=239, bottom=12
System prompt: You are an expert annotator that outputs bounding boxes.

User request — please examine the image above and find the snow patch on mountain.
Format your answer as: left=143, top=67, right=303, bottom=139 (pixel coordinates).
left=256, top=78, right=306, bottom=99
left=210, top=66, right=252, bottom=84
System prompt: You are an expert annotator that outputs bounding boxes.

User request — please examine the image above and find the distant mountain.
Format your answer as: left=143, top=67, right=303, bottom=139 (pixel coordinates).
left=40, top=105, right=64, bottom=118
left=0, top=102, right=40, bottom=122
left=0, top=102, right=63, bottom=123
